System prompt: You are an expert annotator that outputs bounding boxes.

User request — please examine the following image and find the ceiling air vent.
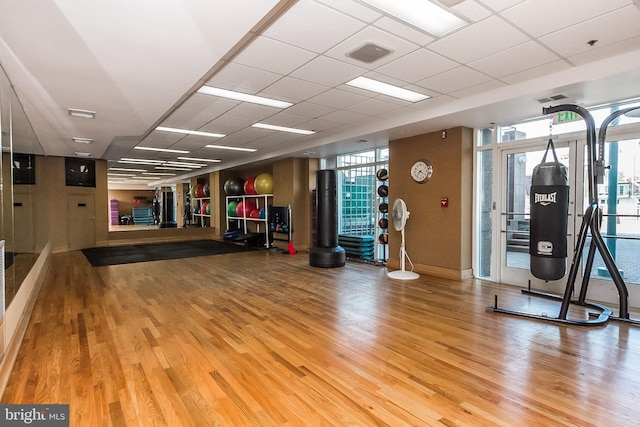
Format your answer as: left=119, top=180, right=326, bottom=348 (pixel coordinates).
left=347, top=43, right=392, bottom=64
left=536, top=94, right=568, bottom=104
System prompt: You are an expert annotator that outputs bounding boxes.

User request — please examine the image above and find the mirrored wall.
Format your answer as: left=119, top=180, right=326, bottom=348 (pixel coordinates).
left=0, top=64, right=44, bottom=312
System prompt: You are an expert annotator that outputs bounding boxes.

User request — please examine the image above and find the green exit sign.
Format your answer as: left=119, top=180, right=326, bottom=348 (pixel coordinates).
left=553, top=111, right=581, bottom=124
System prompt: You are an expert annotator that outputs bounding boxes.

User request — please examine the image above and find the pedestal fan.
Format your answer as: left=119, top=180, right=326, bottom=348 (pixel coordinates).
left=387, top=198, right=419, bottom=280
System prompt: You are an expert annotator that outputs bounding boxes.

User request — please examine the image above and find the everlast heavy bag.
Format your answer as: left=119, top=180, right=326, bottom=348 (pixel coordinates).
left=529, top=139, right=569, bottom=281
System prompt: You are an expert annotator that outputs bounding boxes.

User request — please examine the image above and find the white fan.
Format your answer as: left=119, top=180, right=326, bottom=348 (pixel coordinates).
left=387, top=198, right=419, bottom=280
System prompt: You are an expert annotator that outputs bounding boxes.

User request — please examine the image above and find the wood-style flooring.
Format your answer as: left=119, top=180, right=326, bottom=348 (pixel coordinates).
left=2, top=248, right=640, bottom=426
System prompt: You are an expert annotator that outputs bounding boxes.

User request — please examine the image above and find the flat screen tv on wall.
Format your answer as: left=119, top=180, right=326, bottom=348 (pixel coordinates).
left=13, top=153, right=36, bottom=185
left=65, top=157, right=96, bottom=187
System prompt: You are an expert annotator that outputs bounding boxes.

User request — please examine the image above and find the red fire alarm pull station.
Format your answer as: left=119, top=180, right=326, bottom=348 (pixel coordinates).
left=441, top=197, right=449, bottom=208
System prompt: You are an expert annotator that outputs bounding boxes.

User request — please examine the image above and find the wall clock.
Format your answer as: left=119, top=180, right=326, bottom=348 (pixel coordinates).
left=410, top=159, right=433, bottom=184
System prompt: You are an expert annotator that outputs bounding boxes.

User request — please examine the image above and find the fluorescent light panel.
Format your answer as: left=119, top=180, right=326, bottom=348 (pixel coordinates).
left=155, top=166, right=192, bottom=171
left=346, top=76, right=429, bottom=102
left=205, top=144, right=257, bottom=152
left=142, top=172, right=176, bottom=176
left=252, top=123, right=315, bottom=135
left=68, top=108, right=96, bottom=119
left=109, top=167, right=147, bottom=172
left=134, top=146, right=189, bottom=154
left=177, top=156, right=221, bottom=163
left=198, top=85, right=293, bottom=109
left=165, top=161, right=205, bottom=168
left=72, top=137, right=93, bottom=144
left=360, top=0, right=466, bottom=37
left=156, top=126, right=225, bottom=138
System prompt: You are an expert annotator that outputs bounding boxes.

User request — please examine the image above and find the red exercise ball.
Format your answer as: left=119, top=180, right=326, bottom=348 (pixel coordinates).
left=248, top=209, right=261, bottom=221
left=235, top=200, right=257, bottom=218
left=244, top=176, right=258, bottom=195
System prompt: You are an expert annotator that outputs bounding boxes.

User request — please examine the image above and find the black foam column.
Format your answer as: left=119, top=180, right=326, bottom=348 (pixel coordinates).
left=317, top=169, right=338, bottom=248
left=309, top=170, right=345, bottom=268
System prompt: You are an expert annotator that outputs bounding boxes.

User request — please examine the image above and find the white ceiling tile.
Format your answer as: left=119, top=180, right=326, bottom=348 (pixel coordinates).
left=469, top=41, right=560, bottom=78
left=208, top=62, right=282, bottom=93
left=320, top=109, right=368, bottom=124
left=285, top=101, right=335, bottom=118
left=261, top=77, right=329, bottom=103
left=539, top=6, right=640, bottom=58
left=500, top=0, right=630, bottom=38
left=162, top=95, right=236, bottom=129
left=429, top=16, right=529, bottom=63
left=201, top=115, right=255, bottom=135
left=299, top=117, right=345, bottom=132
left=416, top=66, right=493, bottom=93
left=373, top=17, right=435, bottom=46
left=325, top=26, right=419, bottom=69
left=263, top=0, right=366, bottom=53
left=256, top=111, right=310, bottom=127
left=499, top=59, right=572, bottom=84
left=377, top=48, right=458, bottom=83
left=452, top=0, right=492, bottom=22
left=567, top=35, right=640, bottom=66
left=308, top=88, right=370, bottom=109
left=233, top=36, right=316, bottom=75
left=449, top=79, right=507, bottom=98
left=314, top=0, right=382, bottom=23
left=291, top=56, right=366, bottom=87
left=222, top=103, right=281, bottom=122
left=344, top=98, right=404, bottom=115
left=475, top=0, right=526, bottom=12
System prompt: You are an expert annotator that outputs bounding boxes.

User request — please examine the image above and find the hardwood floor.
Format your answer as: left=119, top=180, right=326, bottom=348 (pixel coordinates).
left=2, top=249, right=640, bottom=426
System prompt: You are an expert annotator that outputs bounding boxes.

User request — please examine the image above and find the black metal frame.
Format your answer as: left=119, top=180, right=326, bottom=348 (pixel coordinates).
left=488, top=104, right=640, bottom=326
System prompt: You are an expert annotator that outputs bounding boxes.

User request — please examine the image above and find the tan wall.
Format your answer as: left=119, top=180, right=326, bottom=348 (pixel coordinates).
left=387, top=127, right=473, bottom=279
left=37, top=156, right=110, bottom=252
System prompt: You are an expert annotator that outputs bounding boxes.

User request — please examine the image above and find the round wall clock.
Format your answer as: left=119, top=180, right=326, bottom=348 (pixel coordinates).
left=410, top=159, right=433, bottom=184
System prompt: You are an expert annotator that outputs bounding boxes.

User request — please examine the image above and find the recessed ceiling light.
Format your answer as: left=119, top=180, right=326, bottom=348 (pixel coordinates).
left=164, top=161, right=206, bottom=168
left=130, top=176, right=158, bottom=180
left=155, top=166, right=192, bottom=171
left=346, top=76, right=429, bottom=102
left=134, top=146, right=190, bottom=154
left=360, top=0, right=467, bottom=37
left=72, top=137, right=93, bottom=144
left=177, top=156, right=222, bottom=163
left=74, top=152, right=91, bottom=157
left=108, top=173, right=136, bottom=177
left=142, top=172, right=177, bottom=176
left=155, top=126, right=225, bottom=138
left=109, top=167, right=147, bottom=172
left=205, top=144, right=257, bottom=152
left=198, top=85, right=293, bottom=109
left=68, top=108, right=96, bottom=119
left=251, top=123, right=315, bottom=135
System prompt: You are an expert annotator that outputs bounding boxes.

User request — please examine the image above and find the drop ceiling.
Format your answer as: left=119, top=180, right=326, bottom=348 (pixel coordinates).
left=2, top=0, right=640, bottom=188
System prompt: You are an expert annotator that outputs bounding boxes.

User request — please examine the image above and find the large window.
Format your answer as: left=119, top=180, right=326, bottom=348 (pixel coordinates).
left=322, top=147, right=389, bottom=260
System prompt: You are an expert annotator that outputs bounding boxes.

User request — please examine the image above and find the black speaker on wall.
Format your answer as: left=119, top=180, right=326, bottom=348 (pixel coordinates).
left=309, top=169, right=345, bottom=268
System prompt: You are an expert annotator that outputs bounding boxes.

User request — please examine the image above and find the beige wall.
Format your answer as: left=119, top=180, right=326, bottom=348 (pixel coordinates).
left=388, top=127, right=473, bottom=279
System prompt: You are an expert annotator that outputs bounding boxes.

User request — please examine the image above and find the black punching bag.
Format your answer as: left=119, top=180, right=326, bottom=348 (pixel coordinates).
left=309, top=170, right=346, bottom=268
left=529, top=139, right=569, bottom=280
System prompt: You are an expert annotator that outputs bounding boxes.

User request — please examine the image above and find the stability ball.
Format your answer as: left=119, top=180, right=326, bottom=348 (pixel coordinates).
left=244, top=176, right=258, bottom=195
left=224, top=177, right=245, bottom=196
left=227, top=200, right=239, bottom=217
left=254, top=173, right=273, bottom=195
left=236, top=200, right=256, bottom=218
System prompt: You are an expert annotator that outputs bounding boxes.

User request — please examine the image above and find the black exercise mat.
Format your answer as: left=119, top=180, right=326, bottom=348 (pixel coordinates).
left=81, top=239, right=256, bottom=266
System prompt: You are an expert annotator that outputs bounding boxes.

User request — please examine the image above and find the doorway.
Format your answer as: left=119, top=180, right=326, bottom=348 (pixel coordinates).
left=68, top=194, right=96, bottom=250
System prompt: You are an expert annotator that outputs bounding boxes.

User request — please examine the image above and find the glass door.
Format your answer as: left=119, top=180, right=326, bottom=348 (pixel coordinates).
left=498, top=139, right=578, bottom=294
left=580, top=137, right=640, bottom=307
